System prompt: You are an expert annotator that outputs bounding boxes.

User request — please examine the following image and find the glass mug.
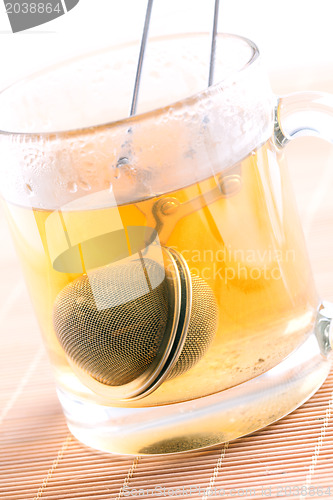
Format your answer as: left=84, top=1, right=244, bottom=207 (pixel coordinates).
left=0, top=33, right=332, bottom=455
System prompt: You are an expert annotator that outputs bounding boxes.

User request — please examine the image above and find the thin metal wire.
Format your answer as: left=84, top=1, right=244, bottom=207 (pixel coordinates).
left=208, top=0, right=220, bottom=87
left=130, top=0, right=154, bottom=116
left=131, top=0, right=219, bottom=115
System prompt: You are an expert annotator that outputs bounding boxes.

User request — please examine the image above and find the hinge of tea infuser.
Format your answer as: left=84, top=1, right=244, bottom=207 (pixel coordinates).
left=136, top=162, right=242, bottom=244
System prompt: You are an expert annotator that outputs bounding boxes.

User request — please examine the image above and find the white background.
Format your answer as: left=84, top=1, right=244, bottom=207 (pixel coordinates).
left=0, top=0, right=332, bottom=92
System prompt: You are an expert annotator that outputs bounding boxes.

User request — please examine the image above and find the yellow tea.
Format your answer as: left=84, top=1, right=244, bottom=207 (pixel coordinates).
left=3, top=139, right=317, bottom=409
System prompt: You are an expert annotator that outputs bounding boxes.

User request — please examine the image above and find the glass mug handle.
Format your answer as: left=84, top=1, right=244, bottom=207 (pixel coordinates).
left=275, top=91, right=333, bottom=355
left=275, top=91, right=333, bottom=146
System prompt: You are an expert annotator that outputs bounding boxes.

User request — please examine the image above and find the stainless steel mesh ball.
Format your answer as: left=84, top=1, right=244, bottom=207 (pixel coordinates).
left=53, top=255, right=218, bottom=390
left=53, top=259, right=168, bottom=386
left=167, top=273, right=218, bottom=379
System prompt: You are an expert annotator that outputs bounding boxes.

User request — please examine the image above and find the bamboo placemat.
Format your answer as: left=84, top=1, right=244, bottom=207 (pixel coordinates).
left=1, top=137, right=333, bottom=500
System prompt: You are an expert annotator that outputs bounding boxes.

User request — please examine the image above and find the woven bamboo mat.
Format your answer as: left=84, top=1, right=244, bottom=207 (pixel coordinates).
left=1, top=135, right=333, bottom=500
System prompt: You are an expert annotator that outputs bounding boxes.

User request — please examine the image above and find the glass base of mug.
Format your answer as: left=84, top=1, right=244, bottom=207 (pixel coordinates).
left=57, top=302, right=333, bottom=456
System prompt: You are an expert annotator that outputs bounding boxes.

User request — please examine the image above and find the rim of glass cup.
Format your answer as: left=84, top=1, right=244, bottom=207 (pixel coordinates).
left=0, top=32, right=259, bottom=138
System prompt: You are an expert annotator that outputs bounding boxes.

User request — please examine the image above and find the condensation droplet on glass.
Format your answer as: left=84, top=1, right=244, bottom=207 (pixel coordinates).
left=67, top=181, right=78, bottom=193
left=113, top=156, right=129, bottom=180
left=116, top=156, right=129, bottom=168
left=117, top=157, right=130, bottom=167
left=78, top=180, right=91, bottom=191
left=25, top=183, right=33, bottom=196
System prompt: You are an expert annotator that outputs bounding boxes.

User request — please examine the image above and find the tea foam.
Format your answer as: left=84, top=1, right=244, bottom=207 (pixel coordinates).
left=0, top=34, right=275, bottom=209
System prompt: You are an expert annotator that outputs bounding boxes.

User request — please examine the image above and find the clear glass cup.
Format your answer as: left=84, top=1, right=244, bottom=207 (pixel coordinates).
left=0, top=33, right=332, bottom=455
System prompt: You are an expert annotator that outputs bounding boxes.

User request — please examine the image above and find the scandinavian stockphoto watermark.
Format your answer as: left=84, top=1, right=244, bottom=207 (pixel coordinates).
left=166, top=245, right=297, bottom=284
left=122, top=484, right=333, bottom=497
left=3, top=0, right=80, bottom=32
